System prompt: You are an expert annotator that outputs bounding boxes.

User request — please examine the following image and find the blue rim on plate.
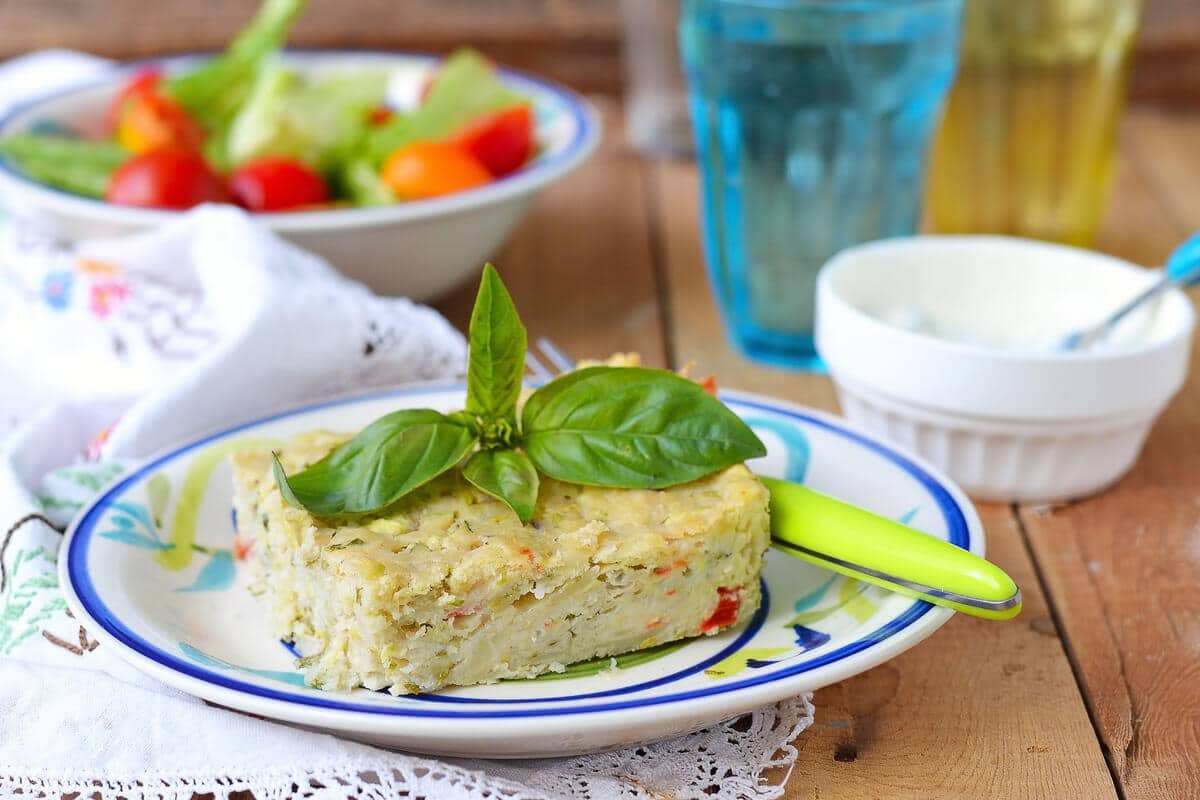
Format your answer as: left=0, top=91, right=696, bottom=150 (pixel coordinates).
left=64, top=384, right=972, bottom=720
left=0, top=50, right=600, bottom=228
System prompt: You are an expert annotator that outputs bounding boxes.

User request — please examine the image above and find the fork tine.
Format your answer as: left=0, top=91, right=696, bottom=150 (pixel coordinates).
left=536, top=338, right=576, bottom=374
left=525, top=351, right=554, bottom=382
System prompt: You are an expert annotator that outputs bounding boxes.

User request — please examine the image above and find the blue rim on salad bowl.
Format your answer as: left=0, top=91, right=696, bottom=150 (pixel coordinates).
left=60, top=384, right=983, bottom=758
left=0, top=50, right=602, bottom=300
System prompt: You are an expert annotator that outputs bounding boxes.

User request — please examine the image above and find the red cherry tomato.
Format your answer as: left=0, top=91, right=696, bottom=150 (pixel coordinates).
left=228, top=157, right=330, bottom=212
left=105, top=150, right=228, bottom=210
left=367, top=106, right=394, bottom=126
left=105, top=68, right=162, bottom=133
left=448, top=105, right=535, bottom=177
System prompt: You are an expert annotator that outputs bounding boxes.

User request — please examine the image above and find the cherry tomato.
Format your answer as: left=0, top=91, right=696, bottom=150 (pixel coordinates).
left=228, top=157, right=330, bottom=212
left=449, top=105, right=535, bottom=177
left=105, top=150, right=228, bottom=210
left=116, top=90, right=206, bottom=155
left=104, top=68, right=161, bottom=133
left=367, top=106, right=395, bottom=126
left=381, top=142, right=492, bottom=200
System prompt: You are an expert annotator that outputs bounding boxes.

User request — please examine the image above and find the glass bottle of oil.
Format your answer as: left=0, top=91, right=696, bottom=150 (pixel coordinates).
left=928, top=0, right=1142, bottom=246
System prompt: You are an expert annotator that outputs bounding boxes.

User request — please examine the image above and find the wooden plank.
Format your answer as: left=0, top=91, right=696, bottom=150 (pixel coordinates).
left=5, top=0, right=1200, bottom=108
left=789, top=505, right=1119, bottom=800
left=0, top=0, right=625, bottom=95
left=648, top=159, right=1118, bottom=799
left=4, top=0, right=1200, bottom=104
left=1093, top=116, right=1184, bottom=269
left=1019, top=110, right=1200, bottom=800
left=436, top=97, right=666, bottom=367
left=1121, top=109, right=1200, bottom=233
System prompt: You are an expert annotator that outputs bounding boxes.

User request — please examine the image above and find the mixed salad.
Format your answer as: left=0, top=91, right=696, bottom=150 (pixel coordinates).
left=0, top=0, right=537, bottom=212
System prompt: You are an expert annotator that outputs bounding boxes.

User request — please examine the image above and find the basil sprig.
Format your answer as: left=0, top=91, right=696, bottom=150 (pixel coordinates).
left=274, top=265, right=766, bottom=523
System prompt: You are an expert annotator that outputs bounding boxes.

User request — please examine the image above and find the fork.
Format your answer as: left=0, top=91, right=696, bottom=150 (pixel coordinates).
left=527, top=338, right=1022, bottom=621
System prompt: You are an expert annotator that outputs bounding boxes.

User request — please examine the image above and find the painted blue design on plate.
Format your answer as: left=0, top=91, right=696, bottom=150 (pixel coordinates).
left=746, top=416, right=810, bottom=483
left=97, top=501, right=165, bottom=550
left=179, top=642, right=307, bottom=687
left=67, top=383, right=971, bottom=719
left=791, top=624, right=832, bottom=651
left=792, top=575, right=836, bottom=613
left=29, top=118, right=75, bottom=137
left=176, top=551, right=236, bottom=593
left=899, top=506, right=919, bottom=525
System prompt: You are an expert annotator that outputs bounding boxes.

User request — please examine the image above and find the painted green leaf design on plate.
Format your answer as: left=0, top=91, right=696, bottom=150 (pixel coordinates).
left=704, top=648, right=791, bottom=680
left=146, top=472, right=171, bottom=528
left=522, top=639, right=689, bottom=682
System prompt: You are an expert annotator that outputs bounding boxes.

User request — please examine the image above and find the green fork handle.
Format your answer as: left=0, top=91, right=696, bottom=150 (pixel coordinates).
left=761, top=476, right=1022, bottom=621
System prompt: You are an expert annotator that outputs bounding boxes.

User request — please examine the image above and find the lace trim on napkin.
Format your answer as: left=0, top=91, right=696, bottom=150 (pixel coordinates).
left=0, top=695, right=813, bottom=800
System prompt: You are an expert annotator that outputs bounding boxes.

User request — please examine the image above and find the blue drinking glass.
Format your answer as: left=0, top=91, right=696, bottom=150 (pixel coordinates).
left=680, top=0, right=962, bottom=369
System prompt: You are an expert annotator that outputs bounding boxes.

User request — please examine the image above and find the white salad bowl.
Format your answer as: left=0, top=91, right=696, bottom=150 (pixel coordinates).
left=0, top=51, right=600, bottom=300
left=816, top=236, right=1195, bottom=503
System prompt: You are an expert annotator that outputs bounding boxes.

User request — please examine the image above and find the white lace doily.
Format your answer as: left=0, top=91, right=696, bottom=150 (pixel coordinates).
left=0, top=694, right=813, bottom=800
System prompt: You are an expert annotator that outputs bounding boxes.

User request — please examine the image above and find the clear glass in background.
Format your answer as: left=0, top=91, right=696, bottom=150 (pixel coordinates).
left=621, top=0, right=695, bottom=157
left=680, top=0, right=963, bottom=369
left=928, top=0, right=1143, bottom=247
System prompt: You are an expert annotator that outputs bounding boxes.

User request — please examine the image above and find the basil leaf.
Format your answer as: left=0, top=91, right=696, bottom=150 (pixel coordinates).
left=465, top=263, right=527, bottom=428
left=462, top=449, right=540, bottom=523
left=272, top=409, right=477, bottom=516
left=522, top=366, right=766, bottom=488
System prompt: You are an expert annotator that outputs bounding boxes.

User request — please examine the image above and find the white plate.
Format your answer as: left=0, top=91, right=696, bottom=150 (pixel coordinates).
left=61, top=385, right=982, bottom=757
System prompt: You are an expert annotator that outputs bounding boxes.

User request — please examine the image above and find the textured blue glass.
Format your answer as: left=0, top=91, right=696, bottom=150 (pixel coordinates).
left=680, top=0, right=962, bottom=369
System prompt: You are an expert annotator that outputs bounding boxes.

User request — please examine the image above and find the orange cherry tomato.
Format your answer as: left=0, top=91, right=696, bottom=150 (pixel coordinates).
left=449, top=105, right=534, bottom=177
left=105, top=68, right=161, bottom=133
left=381, top=142, right=492, bottom=200
left=116, top=90, right=205, bottom=155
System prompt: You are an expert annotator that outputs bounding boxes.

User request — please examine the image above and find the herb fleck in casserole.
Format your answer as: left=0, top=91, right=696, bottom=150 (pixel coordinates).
left=231, top=432, right=770, bottom=694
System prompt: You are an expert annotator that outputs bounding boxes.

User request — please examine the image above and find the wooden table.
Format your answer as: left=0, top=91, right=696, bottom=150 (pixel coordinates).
left=437, top=101, right=1200, bottom=800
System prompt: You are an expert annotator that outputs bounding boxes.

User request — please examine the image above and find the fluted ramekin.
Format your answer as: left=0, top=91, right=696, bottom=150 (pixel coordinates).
left=815, top=236, right=1195, bottom=502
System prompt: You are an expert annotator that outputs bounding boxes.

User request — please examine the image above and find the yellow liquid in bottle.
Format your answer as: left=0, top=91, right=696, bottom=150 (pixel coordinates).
left=929, top=0, right=1142, bottom=246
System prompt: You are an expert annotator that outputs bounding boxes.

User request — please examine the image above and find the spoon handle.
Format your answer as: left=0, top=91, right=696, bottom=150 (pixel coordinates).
left=761, top=476, right=1021, bottom=621
left=1167, top=229, right=1200, bottom=285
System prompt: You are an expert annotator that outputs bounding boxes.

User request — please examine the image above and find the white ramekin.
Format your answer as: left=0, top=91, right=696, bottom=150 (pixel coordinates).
left=815, top=236, right=1195, bottom=503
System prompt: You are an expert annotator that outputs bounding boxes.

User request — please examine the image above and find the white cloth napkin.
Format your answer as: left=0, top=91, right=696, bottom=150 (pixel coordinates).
left=0, top=51, right=813, bottom=800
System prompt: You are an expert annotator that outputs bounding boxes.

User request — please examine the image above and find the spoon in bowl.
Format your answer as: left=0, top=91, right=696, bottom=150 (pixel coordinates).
left=1057, top=230, right=1200, bottom=351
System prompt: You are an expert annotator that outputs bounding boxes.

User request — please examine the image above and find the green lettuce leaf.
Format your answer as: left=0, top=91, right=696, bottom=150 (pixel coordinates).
left=164, top=0, right=307, bottom=166
left=366, top=48, right=526, bottom=165
left=225, top=64, right=388, bottom=170
left=337, top=157, right=396, bottom=206
left=0, top=135, right=128, bottom=198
